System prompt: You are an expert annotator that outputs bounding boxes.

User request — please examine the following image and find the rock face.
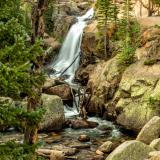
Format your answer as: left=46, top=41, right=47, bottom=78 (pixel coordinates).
left=150, top=138, right=160, bottom=151
left=105, top=140, right=154, bottom=160
left=51, top=0, right=92, bottom=40
left=136, top=116, right=160, bottom=144
left=39, top=94, right=65, bottom=131
left=53, top=15, right=76, bottom=39
left=115, top=61, right=160, bottom=131
left=136, top=27, right=160, bottom=60
left=81, top=21, right=103, bottom=64
left=150, top=139, right=160, bottom=151
left=87, top=56, right=123, bottom=118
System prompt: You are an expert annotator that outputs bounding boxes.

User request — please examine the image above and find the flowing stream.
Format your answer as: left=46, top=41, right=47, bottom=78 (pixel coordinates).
left=51, top=8, right=94, bottom=84
left=50, top=8, right=123, bottom=140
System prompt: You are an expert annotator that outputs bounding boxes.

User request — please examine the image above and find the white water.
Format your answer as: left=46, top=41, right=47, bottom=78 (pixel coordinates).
left=50, top=8, right=122, bottom=138
left=51, top=8, right=94, bottom=84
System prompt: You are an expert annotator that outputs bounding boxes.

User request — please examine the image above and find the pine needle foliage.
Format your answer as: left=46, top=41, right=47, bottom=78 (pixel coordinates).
left=96, top=0, right=118, bottom=57
left=117, top=0, right=140, bottom=65
left=0, top=0, right=45, bottom=158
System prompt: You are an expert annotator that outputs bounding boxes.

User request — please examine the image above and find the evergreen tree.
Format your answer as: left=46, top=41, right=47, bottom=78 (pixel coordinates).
left=117, top=0, right=140, bottom=65
left=96, top=0, right=118, bottom=57
left=0, top=0, right=45, bottom=151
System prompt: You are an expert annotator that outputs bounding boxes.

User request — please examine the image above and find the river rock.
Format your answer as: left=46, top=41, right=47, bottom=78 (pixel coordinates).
left=98, top=141, right=115, bottom=153
left=105, top=140, right=154, bottom=160
left=50, top=150, right=64, bottom=160
left=43, top=84, right=72, bottom=101
left=78, top=134, right=90, bottom=142
left=67, top=119, right=98, bottom=129
left=150, top=139, right=160, bottom=151
left=52, top=145, right=77, bottom=156
left=92, top=155, right=104, bottom=160
left=136, top=116, right=160, bottom=144
left=39, top=94, right=65, bottom=131
left=43, top=78, right=56, bottom=90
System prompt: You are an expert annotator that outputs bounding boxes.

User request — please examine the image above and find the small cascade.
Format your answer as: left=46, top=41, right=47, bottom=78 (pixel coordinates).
left=51, top=8, right=94, bottom=84
left=50, top=8, right=123, bottom=140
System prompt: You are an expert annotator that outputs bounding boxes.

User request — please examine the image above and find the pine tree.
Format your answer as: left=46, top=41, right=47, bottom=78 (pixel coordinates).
left=0, top=0, right=45, bottom=153
left=117, top=0, right=140, bottom=65
left=96, top=0, right=118, bottom=57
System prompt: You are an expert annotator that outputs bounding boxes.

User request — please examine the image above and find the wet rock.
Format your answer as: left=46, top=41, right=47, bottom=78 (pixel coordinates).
left=44, top=133, right=62, bottom=144
left=96, top=150, right=104, bottom=156
left=67, top=119, right=98, bottom=129
left=78, top=134, right=90, bottom=142
left=39, top=94, right=65, bottom=131
left=92, top=155, right=104, bottom=160
left=43, top=78, right=56, bottom=90
left=136, top=116, right=160, bottom=144
left=50, top=150, right=64, bottom=160
left=150, top=139, right=160, bottom=151
left=77, top=2, right=89, bottom=10
left=97, top=125, right=112, bottom=132
left=98, top=141, right=115, bottom=153
left=71, top=144, right=91, bottom=149
left=75, top=64, right=95, bottom=85
left=43, top=84, right=72, bottom=101
left=52, top=145, right=78, bottom=156
left=105, top=140, right=154, bottom=160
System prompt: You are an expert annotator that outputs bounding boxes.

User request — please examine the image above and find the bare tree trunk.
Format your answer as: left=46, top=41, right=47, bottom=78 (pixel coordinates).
left=148, top=0, right=152, bottom=16
left=31, top=0, right=48, bottom=42
left=24, top=0, right=48, bottom=145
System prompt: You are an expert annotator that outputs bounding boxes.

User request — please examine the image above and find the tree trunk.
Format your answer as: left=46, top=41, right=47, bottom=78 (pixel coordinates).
left=31, top=0, right=48, bottom=42
left=148, top=0, right=152, bottom=16
left=24, top=96, right=41, bottom=144
left=24, top=0, right=48, bottom=145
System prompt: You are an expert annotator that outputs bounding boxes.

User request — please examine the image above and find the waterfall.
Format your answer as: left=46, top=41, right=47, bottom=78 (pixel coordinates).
left=51, top=8, right=94, bottom=84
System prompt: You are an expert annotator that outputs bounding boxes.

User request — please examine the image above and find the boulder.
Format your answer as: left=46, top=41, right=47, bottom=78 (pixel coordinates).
left=87, top=56, right=124, bottom=118
left=105, top=140, right=154, bottom=160
left=116, top=60, right=160, bottom=132
left=78, top=134, right=90, bottom=142
left=39, top=94, right=65, bottom=131
left=150, top=139, right=160, bottom=151
left=148, top=151, right=160, bottom=160
left=98, top=141, right=115, bottom=153
left=52, top=145, right=77, bottom=156
left=66, top=119, right=98, bottom=129
left=50, top=150, right=64, bottom=160
left=43, top=78, right=56, bottom=90
left=136, top=116, right=160, bottom=144
left=92, top=155, right=104, bottom=160
left=43, top=84, right=72, bottom=101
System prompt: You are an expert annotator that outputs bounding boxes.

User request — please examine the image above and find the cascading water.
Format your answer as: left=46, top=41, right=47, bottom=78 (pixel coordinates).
left=51, top=8, right=94, bottom=84
left=50, top=8, right=122, bottom=139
